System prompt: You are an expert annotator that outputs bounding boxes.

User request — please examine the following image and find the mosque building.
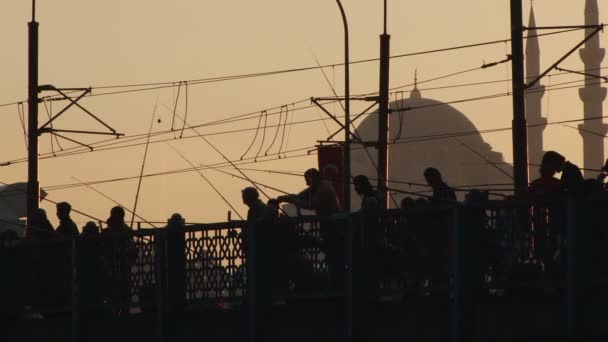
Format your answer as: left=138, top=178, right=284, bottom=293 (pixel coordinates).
left=351, top=0, right=606, bottom=206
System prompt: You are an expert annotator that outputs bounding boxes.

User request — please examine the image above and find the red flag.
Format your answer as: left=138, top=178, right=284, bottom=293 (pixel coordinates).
left=317, top=144, right=344, bottom=209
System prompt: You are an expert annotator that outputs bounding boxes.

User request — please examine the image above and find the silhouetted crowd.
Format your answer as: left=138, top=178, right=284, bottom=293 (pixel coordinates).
left=2, top=150, right=608, bottom=327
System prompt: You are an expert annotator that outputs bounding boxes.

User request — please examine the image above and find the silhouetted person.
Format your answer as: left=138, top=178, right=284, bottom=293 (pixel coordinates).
left=597, top=158, right=608, bottom=189
left=77, top=221, right=103, bottom=329
left=528, top=151, right=565, bottom=270
left=353, top=174, right=381, bottom=271
left=353, top=174, right=382, bottom=323
left=242, top=187, right=276, bottom=224
left=102, top=206, right=135, bottom=316
left=55, top=202, right=79, bottom=238
left=277, top=168, right=340, bottom=216
left=242, top=188, right=277, bottom=341
left=562, top=162, right=584, bottom=193
left=25, top=208, right=55, bottom=306
left=26, top=208, right=55, bottom=240
left=354, top=175, right=380, bottom=218
left=164, top=213, right=186, bottom=337
left=278, top=168, right=343, bottom=289
left=423, top=167, right=455, bottom=290
left=424, top=167, right=456, bottom=204
left=54, top=202, right=79, bottom=306
left=82, top=221, right=100, bottom=236
left=529, top=151, right=563, bottom=198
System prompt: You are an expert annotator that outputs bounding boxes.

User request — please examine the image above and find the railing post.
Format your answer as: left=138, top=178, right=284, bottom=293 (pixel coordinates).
left=165, top=214, right=186, bottom=338
left=246, top=222, right=257, bottom=342
left=567, top=196, right=594, bottom=337
left=451, top=205, right=462, bottom=340
left=71, top=234, right=79, bottom=342
left=154, top=229, right=167, bottom=342
left=345, top=215, right=354, bottom=342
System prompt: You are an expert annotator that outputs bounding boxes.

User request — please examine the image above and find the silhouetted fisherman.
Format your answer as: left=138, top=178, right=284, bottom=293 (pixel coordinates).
left=277, top=168, right=343, bottom=289
left=277, top=168, right=340, bottom=217
left=102, top=206, right=136, bottom=317
left=424, top=167, right=456, bottom=203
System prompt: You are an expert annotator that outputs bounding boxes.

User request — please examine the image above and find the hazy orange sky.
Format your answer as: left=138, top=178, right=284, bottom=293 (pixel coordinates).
left=1, top=1, right=607, bottom=226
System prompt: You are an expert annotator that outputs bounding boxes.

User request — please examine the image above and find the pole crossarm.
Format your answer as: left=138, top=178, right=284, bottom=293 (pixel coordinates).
left=524, top=24, right=605, bottom=31
left=555, top=67, right=608, bottom=83
left=326, top=102, right=378, bottom=141
left=48, top=131, right=94, bottom=151
left=525, top=26, right=603, bottom=89
left=39, top=128, right=125, bottom=137
left=311, top=98, right=361, bottom=143
left=38, top=85, right=122, bottom=137
left=313, top=96, right=379, bottom=102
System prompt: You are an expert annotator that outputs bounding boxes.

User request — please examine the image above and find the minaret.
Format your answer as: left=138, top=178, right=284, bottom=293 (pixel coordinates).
left=578, top=0, right=607, bottom=176
left=410, top=69, right=421, bottom=99
left=525, top=5, right=547, bottom=167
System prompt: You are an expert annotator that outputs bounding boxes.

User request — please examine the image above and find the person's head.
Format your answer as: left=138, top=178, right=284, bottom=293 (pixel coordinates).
left=32, top=208, right=49, bottom=223
left=242, top=187, right=259, bottom=207
left=168, top=213, right=185, bottom=228
left=56, top=202, right=72, bottom=221
left=353, top=174, right=373, bottom=195
left=541, top=151, right=566, bottom=175
left=304, top=168, right=320, bottom=187
left=108, top=206, right=126, bottom=225
left=82, top=221, right=100, bottom=235
left=423, top=167, right=443, bottom=187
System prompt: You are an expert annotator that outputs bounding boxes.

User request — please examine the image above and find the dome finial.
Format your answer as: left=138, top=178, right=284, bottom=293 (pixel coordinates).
left=410, top=69, right=421, bottom=99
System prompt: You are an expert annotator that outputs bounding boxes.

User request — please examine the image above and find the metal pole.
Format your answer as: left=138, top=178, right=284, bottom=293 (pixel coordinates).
left=27, top=0, right=40, bottom=228
left=336, top=1, right=351, bottom=213
left=510, top=0, right=529, bottom=195
left=377, top=34, right=391, bottom=209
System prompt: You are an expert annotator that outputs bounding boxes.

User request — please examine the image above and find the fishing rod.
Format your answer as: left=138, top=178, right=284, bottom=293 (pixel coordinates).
left=171, top=114, right=288, bottom=215
left=130, top=106, right=157, bottom=228
left=71, top=176, right=158, bottom=228
left=165, top=142, right=244, bottom=220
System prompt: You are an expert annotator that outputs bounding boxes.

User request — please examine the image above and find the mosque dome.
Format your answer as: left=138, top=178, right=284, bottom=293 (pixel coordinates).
left=351, top=86, right=511, bottom=207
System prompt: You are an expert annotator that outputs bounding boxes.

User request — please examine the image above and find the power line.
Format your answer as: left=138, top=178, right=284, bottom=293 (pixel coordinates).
left=0, top=26, right=590, bottom=109
left=1, top=76, right=603, bottom=168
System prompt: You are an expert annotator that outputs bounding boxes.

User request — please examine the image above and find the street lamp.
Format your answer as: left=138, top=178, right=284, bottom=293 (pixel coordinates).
left=335, top=0, right=351, bottom=213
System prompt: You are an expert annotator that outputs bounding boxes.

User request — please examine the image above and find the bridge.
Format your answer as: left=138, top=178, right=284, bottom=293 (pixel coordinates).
left=1, top=198, right=607, bottom=341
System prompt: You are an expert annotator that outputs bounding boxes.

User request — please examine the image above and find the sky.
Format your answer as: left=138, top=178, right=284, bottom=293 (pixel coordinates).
left=1, top=0, right=607, bottom=227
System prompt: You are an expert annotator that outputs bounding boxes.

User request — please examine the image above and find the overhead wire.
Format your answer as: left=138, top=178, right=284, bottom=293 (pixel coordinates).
left=2, top=76, right=606, bottom=168
left=165, top=141, right=244, bottom=220
left=0, top=25, right=589, bottom=110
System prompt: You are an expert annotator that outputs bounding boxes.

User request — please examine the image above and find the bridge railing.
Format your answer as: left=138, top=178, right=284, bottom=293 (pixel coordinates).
left=2, top=196, right=608, bottom=338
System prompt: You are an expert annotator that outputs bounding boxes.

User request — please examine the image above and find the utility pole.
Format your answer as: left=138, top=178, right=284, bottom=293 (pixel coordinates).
left=377, top=0, right=390, bottom=209
left=510, top=0, right=529, bottom=196
left=27, top=0, right=40, bottom=227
